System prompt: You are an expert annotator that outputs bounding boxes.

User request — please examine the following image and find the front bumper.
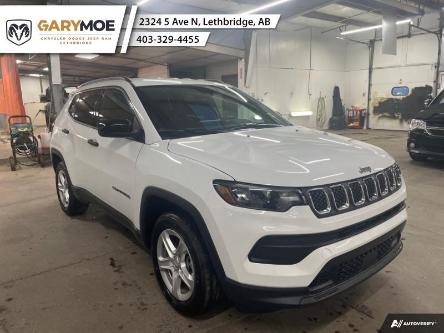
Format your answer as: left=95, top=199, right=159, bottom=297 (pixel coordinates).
left=222, top=222, right=404, bottom=307
left=207, top=182, right=407, bottom=289
left=407, top=129, right=444, bottom=157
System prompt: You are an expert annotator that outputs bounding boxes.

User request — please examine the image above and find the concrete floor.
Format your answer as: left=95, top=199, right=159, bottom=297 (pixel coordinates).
left=0, top=130, right=443, bottom=333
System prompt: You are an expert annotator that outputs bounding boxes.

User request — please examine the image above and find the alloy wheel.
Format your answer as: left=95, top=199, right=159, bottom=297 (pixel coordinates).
left=157, top=229, right=195, bottom=301
left=57, top=170, right=70, bottom=208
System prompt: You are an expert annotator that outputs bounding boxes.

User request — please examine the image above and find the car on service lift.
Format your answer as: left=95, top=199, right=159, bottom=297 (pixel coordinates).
left=51, top=77, right=407, bottom=315
left=408, top=92, right=444, bottom=161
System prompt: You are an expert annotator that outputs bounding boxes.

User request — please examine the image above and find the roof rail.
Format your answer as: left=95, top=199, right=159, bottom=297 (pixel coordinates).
left=77, top=76, right=133, bottom=88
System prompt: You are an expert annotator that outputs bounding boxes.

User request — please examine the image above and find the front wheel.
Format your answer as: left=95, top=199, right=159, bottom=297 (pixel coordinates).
left=152, top=213, right=219, bottom=316
left=55, top=161, right=89, bottom=216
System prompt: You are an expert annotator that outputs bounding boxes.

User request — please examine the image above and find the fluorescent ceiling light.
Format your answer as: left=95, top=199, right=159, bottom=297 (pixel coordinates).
left=75, top=54, right=99, bottom=60
left=138, top=0, right=151, bottom=5
left=16, top=59, right=23, bottom=64
left=29, top=73, right=43, bottom=77
left=43, top=67, right=49, bottom=71
left=242, top=0, right=291, bottom=15
left=341, top=19, right=412, bottom=36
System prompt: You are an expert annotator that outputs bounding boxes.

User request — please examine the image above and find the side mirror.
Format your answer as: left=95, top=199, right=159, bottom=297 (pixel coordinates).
left=98, top=119, right=133, bottom=138
left=424, top=95, right=433, bottom=107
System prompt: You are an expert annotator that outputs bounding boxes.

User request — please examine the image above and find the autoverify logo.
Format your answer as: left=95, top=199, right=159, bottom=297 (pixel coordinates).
left=6, top=19, right=32, bottom=45
left=381, top=314, right=442, bottom=333
left=390, top=319, right=437, bottom=329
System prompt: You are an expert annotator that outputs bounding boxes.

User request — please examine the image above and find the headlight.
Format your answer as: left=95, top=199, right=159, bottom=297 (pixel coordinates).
left=213, top=180, right=306, bottom=212
left=409, top=119, right=426, bottom=131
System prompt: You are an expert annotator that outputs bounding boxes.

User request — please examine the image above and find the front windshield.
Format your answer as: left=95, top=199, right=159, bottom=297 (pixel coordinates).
left=135, top=84, right=291, bottom=139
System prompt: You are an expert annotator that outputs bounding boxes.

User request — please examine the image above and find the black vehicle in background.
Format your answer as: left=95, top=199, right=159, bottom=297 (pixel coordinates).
left=407, top=92, right=444, bottom=161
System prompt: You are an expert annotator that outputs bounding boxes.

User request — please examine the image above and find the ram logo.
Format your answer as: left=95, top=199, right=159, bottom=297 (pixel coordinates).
left=6, top=20, right=32, bottom=46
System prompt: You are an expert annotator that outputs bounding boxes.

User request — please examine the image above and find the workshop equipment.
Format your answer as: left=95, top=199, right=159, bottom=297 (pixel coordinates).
left=8, top=115, right=42, bottom=171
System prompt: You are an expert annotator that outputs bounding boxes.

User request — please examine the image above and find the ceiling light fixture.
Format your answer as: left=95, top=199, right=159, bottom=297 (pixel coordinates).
left=74, top=54, right=99, bottom=60
left=242, top=0, right=292, bottom=15
left=29, top=73, right=43, bottom=77
left=16, top=59, right=23, bottom=64
left=43, top=67, right=49, bottom=71
left=340, top=19, right=412, bottom=36
left=138, top=0, right=151, bottom=5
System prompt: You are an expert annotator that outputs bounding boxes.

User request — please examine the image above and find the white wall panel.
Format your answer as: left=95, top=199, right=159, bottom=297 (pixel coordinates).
left=269, top=30, right=312, bottom=69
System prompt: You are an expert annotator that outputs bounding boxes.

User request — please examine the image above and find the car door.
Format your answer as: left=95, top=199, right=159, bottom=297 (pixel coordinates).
left=88, top=87, right=144, bottom=221
left=65, top=90, right=102, bottom=192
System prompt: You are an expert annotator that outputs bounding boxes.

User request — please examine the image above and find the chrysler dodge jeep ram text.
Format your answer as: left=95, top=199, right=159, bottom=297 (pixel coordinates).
left=50, top=78, right=407, bottom=315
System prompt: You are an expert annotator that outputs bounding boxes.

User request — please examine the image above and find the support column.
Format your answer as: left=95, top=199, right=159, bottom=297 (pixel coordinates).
left=0, top=54, right=25, bottom=118
left=366, top=39, right=375, bottom=130
left=49, top=54, right=64, bottom=115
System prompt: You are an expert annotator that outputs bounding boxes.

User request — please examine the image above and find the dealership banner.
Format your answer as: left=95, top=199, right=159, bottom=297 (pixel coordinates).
left=0, top=5, right=125, bottom=53
left=0, top=5, right=280, bottom=53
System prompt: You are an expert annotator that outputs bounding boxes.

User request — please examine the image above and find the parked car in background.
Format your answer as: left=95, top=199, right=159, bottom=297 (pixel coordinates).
left=408, top=91, right=444, bottom=161
left=51, top=77, right=407, bottom=315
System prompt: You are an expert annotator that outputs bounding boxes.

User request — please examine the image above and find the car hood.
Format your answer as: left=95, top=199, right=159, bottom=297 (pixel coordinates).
left=415, top=108, right=444, bottom=123
left=167, top=126, right=394, bottom=187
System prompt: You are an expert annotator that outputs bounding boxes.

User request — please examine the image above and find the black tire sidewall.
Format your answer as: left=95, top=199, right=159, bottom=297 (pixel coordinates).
left=152, top=213, right=212, bottom=315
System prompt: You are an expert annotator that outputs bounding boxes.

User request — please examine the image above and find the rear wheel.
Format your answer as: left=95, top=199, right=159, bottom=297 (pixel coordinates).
left=409, top=152, right=428, bottom=161
left=152, top=213, right=219, bottom=316
left=55, top=161, right=89, bottom=216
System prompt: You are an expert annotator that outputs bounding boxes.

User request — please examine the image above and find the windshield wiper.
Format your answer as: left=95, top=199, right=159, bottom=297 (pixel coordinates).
left=226, top=123, right=283, bottom=131
left=158, top=127, right=224, bottom=138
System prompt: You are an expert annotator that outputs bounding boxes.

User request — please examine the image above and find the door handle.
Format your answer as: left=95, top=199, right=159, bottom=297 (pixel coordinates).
left=62, top=128, right=70, bottom=134
left=87, top=139, right=99, bottom=147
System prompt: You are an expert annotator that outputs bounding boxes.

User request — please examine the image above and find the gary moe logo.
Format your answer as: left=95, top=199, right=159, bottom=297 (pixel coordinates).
left=6, top=19, right=32, bottom=46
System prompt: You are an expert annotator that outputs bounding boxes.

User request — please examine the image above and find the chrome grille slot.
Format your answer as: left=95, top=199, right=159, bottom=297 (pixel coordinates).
left=349, top=181, right=365, bottom=206
left=376, top=172, right=389, bottom=196
left=364, top=176, right=378, bottom=201
left=386, top=168, right=396, bottom=191
left=308, top=189, right=331, bottom=215
left=393, top=165, right=402, bottom=186
left=330, top=185, right=349, bottom=210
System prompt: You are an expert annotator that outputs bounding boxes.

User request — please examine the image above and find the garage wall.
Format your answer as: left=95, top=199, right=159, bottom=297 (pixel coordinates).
left=343, top=33, right=438, bottom=130
left=20, top=76, right=49, bottom=103
left=245, top=28, right=347, bottom=128
left=19, top=76, right=50, bottom=127
left=246, top=13, right=440, bottom=131
left=206, top=60, right=238, bottom=81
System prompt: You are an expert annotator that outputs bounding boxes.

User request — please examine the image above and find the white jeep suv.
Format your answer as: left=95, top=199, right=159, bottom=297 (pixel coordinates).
left=50, top=77, right=407, bottom=315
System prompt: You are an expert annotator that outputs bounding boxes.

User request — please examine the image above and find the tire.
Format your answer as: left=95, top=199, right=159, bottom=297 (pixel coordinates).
left=409, top=152, right=428, bottom=161
left=55, top=161, right=89, bottom=216
left=152, top=213, right=219, bottom=316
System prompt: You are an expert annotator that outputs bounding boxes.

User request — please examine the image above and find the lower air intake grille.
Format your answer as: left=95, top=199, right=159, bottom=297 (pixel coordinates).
left=309, top=229, right=402, bottom=291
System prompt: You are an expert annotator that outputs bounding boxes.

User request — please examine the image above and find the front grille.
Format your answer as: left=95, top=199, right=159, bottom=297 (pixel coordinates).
left=304, top=164, right=402, bottom=218
left=309, top=229, right=402, bottom=291
left=426, top=121, right=444, bottom=137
